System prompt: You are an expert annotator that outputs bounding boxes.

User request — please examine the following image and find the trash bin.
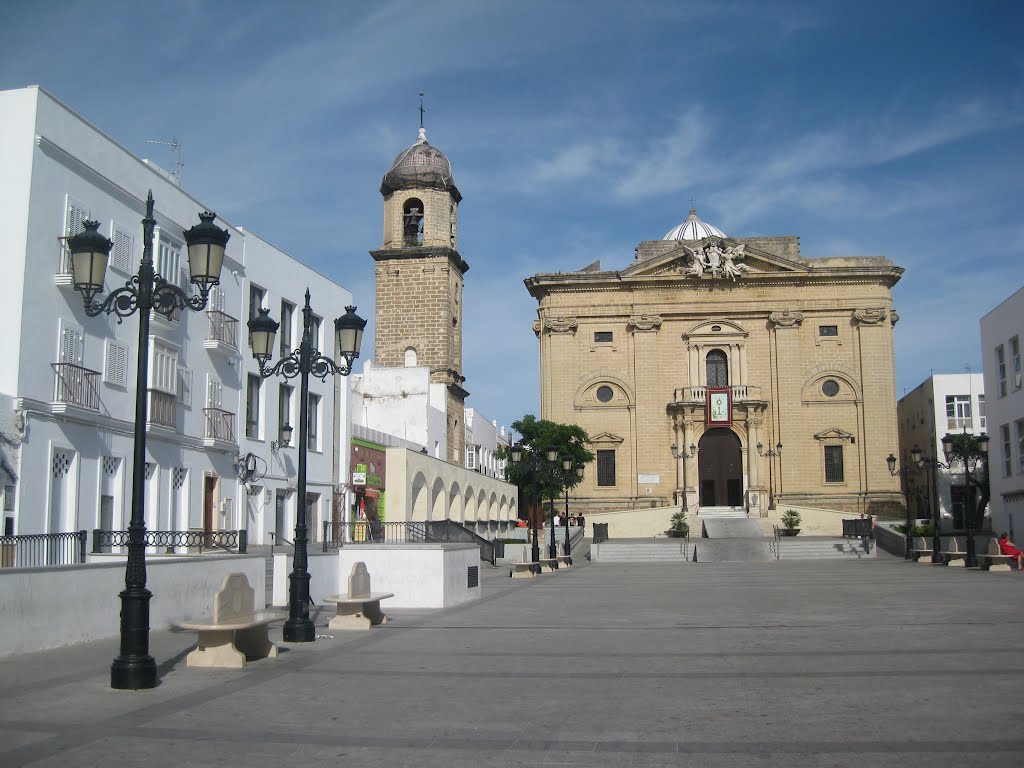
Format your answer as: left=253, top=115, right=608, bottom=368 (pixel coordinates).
left=593, top=523, right=609, bottom=543
left=493, top=539, right=505, bottom=559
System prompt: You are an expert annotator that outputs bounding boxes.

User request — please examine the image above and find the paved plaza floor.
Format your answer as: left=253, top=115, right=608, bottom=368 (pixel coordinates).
left=1, top=556, right=1022, bottom=767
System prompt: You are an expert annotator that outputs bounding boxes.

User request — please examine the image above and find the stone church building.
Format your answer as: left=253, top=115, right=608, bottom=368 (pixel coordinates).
left=525, top=209, right=905, bottom=516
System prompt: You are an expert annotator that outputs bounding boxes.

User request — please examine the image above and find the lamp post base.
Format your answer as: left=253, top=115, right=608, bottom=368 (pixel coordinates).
left=111, top=586, right=157, bottom=690
left=110, top=656, right=158, bottom=690
left=283, top=619, right=316, bottom=643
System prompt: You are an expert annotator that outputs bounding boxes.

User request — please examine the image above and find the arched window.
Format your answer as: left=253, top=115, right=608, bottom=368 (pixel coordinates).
left=706, top=349, right=729, bottom=387
left=404, top=347, right=417, bottom=367
left=403, top=198, right=424, bottom=246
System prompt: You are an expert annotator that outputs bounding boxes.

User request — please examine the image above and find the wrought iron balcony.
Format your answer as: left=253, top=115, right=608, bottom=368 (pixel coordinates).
left=147, top=389, right=176, bottom=428
left=51, top=363, right=101, bottom=410
left=206, top=310, right=239, bottom=349
left=204, top=407, right=237, bottom=444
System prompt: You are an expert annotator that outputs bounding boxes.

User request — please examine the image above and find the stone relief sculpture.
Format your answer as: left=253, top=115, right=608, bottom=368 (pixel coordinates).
left=768, top=310, right=805, bottom=327
left=627, top=315, right=663, bottom=332
left=544, top=316, right=579, bottom=334
left=683, top=241, right=751, bottom=281
left=852, top=308, right=887, bottom=325
left=889, top=310, right=900, bottom=326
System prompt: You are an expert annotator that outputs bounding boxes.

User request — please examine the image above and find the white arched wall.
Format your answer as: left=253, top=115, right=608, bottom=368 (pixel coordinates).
left=383, top=447, right=519, bottom=526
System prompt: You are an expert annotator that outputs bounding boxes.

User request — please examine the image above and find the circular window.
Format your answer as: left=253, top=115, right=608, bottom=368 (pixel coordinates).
left=822, top=380, right=840, bottom=397
left=596, top=385, right=614, bottom=402
left=711, top=325, right=722, bottom=332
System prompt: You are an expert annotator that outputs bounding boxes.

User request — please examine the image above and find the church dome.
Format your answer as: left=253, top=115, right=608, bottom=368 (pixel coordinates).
left=662, top=208, right=726, bottom=241
left=380, top=128, right=461, bottom=202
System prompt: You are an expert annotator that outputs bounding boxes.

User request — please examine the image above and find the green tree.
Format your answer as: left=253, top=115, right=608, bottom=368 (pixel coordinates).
left=500, top=415, right=594, bottom=508
left=944, top=433, right=991, bottom=529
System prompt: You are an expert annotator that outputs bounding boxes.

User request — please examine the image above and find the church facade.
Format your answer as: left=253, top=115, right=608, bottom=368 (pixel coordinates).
left=525, top=210, right=905, bottom=517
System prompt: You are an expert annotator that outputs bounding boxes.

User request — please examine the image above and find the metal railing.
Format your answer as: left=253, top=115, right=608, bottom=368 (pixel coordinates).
left=204, top=408, right=237, bottom=443
left=322, top=519, right=496, bottom=564
left=768, top=525, right=781, bottom=559
left=269, top=531, right=294, bottom=554
left=207, top=310, right=239, bottom=347
left=673, top=384, right=761, bottom=403
left=52, top=363, right=101, bottom=410
left=0, top=530, right=88, bottom=567
left=148, top=389, right=176, bottom=428
left=92, top=529, right=247, bottom=554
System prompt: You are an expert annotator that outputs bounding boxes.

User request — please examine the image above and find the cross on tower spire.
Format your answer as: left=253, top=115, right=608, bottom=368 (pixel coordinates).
left=419, top=92, right=425, bottom=130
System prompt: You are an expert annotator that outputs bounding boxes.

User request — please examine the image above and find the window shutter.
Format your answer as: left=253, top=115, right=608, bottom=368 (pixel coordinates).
left=111, top=226, right=133, bottom=274
left=59, top=323, right=84, bottom=365
left=210, top=286, right=226, bottom=312
left=104, top=341, right=128, bottom=387
left=179, top=367, right=193, bottom=407
left=65, top=198, right=89, bottom=237
left=207, top=375, right=223, bottom=408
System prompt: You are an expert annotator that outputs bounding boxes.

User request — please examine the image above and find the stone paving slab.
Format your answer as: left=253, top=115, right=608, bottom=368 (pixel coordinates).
left=1, top=559, right=1022, bottom=767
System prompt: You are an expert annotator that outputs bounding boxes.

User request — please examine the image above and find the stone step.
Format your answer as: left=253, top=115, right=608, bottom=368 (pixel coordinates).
left=698, top=506, right=748, bottom=518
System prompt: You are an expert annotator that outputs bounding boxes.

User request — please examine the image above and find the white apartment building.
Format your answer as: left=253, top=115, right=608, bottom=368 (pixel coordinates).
left=0, top=86, right=354, bottom=546
left=896, top=373, right=986, bottom=527
left=981, top=286, right=1024, bottom=536
left=464, top=408, right=510, bottom=480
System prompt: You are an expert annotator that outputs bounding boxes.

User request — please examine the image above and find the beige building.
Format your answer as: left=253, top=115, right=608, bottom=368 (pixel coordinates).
left=525, top=209, right=905, bottom=517
left=370, top=127, right=468, bottom=464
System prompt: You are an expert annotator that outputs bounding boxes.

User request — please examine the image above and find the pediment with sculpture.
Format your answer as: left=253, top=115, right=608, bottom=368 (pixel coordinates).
left=622, top=237, right=808, bottom=281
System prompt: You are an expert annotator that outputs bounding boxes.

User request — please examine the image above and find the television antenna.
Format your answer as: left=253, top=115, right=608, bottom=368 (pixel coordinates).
left=146, top=137, right=183, bottom=184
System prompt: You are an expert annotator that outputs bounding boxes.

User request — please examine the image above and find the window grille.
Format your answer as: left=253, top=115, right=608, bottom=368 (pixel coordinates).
left=706, top=349, right=729, bottom=387
left=597, top=449, right=616, bottom=487
left=824, top=445, right=844, bottom=483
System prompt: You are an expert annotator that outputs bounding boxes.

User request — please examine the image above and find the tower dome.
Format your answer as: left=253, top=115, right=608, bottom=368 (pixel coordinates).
left=662, top=208, right=726, bottom=241
left=380, top=128, right=461, bottom=202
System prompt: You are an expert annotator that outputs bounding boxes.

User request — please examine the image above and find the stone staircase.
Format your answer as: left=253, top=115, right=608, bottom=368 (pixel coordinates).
left=697, top=506, right=748, bottom=518
left=773, top=536, right=875, bottom=560
left=592, top=541, right=691, bottom=562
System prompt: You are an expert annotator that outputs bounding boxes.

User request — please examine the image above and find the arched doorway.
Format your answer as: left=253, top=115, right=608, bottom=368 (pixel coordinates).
left=697, top=429, right=743, bottom=507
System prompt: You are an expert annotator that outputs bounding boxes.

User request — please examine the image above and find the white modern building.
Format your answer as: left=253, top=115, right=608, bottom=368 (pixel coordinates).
left=980, top=286, right=1024, bottom=536
left=464, top=407, right=510, bottom=480
left=350, top=361, right=447, bottom=457
left=0, top=85, right=355, bottom=546
left=896, top=373, right=986, bottom=526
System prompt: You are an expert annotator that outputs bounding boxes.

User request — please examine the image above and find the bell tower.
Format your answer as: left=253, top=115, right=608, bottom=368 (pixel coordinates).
left=370, top=125, right=469, bottom=464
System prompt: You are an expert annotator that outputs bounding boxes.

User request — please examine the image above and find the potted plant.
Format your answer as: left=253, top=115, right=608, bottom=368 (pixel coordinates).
left=780, top=509, right=801, bottom=536
left=666, top=511, right=690, bottom=538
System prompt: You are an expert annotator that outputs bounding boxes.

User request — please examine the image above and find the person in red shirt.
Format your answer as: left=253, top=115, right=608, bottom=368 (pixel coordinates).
left=997, top=533, right=1024, bottom=571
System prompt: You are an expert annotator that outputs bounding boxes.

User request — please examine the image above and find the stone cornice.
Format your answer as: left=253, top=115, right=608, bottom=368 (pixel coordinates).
left=370, top=246, right=469, bottom=275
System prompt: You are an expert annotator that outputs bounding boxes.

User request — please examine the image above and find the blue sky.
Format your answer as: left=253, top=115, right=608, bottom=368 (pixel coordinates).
left=2, top=1, right=1022, bottom=431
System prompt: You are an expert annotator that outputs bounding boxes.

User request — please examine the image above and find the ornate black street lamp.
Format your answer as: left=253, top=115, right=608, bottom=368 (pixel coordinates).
left=886, top=452, right=920, bottom=560
left=68, top=192, right=229, bottom=690
left=671, top=442, right=696, bottom=513
left=939, top=432, right=989, bottom=568
left=561, top=460, right=583, bottom=556
left=247, top=290, right=365, bottom=642
left=509, top=443, right=559, bottom=569
left=757, top=441, right=783, bottom=510
left=910, top=445, right=945, bottom=564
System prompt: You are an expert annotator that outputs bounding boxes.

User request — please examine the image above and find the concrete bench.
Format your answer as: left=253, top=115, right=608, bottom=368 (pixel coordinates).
left=537, top=558, right=559, bottom=572
left=910, top=536, right=934, bottom=563
left=179, top=573, right=280, bottom=669
left=978, top=538, right=1016, bottom=572
left=556, top=554, right=573, bottom=567
left=941, top=537, right=966, bottom=567
left=323, top=562, right=394, bottom=630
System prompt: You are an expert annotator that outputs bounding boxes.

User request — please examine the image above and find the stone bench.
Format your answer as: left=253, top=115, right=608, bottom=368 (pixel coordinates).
left=323, top=562, right=395, bottom=630
left=940, top=537, right=966, bottom=567
left=537, top=558, right=559, bottom=572
left=556, top=554, right=573, bottom=567
left=978, top=538, right=1016, bottom=572
left=910, top=536, right=934, bottom=563
left=178, top=573, right=280, bottom=669
left=509, top=561, right=537, bottom=578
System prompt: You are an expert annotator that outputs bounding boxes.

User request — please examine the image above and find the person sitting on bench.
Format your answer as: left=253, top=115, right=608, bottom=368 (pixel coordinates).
left=997, top=533, right=1024, bottom=571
